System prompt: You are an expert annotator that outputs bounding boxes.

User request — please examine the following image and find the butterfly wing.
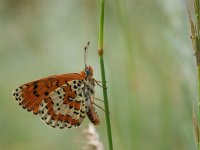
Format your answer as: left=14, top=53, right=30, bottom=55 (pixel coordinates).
left=12, top=73, right=83, bottom=114
left=13, top=72, right=100, bottom=128
left=38, top=79, right=87, bottom=128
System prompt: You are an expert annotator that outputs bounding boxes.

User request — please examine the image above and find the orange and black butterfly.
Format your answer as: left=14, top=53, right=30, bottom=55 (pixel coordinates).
left=12, top=43, right=100, bottom=129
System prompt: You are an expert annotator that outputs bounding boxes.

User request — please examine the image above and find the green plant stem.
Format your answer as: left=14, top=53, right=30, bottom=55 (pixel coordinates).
left=195, top=0, right=200, bottom=36
left=99, top=56, right=113, bottom=150
left=198, top=66, right=200, bottom=149
left=198, top=63, right=200, bottom=150
left=98, top=0, right=113, bottom=149
left=98, top=0, right=104, bottom=49
left=195, top=1, right=200, bottom=149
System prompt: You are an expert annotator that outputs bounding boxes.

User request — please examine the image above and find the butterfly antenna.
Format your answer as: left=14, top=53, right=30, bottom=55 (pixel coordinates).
left=84, top=41, right=90, bottom=68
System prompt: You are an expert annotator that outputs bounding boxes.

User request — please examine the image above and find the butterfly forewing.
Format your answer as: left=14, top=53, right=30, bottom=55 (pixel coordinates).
left=12, top=73, right=83, bottom=113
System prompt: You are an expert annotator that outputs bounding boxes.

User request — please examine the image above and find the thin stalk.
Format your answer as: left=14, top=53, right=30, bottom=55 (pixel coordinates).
left=196, top=0, right=200, bottom=119
left=195, top=0, right=200, bottom=36
left=197, top=65, right=200, bottom=150
left=198, top=65, right=200, bottom=128
left=191, top=0, right=200, bottom=149
left=98, top=0, right=104, bottom=50
left=98, top=0, right=113, bottom=149
left=195, top=1, right=200, bottom=149
left=99, top=56, right=113, bottom=150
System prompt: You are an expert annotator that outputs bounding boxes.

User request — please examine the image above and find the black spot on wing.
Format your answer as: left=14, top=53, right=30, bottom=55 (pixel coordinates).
left=45, top=92, right=49, bottom=96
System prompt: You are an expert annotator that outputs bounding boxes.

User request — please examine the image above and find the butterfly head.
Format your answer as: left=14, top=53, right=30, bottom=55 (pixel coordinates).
left=80, top=65, right=93, bottom=77
left=85, top=65, right=93, bottom=77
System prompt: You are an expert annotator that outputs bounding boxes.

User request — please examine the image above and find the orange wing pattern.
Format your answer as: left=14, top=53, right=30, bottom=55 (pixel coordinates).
left=13, top=73, right=83, bottom=114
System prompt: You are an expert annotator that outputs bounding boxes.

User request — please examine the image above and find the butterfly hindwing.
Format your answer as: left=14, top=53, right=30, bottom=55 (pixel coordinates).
left=38, top=79, right=87, bottom=128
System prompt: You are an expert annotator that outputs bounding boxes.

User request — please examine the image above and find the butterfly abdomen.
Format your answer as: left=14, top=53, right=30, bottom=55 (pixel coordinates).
left=87, top=103, right=100, bottom=125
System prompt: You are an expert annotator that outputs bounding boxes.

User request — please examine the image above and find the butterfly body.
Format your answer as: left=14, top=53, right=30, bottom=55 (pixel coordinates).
left=13, top=66, right=100, bottom=129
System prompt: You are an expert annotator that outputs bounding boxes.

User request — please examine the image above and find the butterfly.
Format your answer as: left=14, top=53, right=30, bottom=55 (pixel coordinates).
left=12, top=43, right=100, bottom=129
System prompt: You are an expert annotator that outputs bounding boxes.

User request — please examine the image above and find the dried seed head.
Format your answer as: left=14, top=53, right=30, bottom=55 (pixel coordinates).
left=82, top=123, right=104, bottom=150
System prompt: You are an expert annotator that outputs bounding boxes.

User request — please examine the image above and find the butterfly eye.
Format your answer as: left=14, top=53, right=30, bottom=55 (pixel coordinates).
left=85, top=68, right=90, bottom=75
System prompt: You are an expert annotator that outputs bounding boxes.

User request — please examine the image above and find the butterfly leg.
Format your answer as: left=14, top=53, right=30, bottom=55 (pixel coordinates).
left=90, top=101, right=110, bottom=114
left=94, top=97, right=104, bottom=102
left=91, top=101, right=104, bottom=112
left=94, top=80, right=107, bottom=89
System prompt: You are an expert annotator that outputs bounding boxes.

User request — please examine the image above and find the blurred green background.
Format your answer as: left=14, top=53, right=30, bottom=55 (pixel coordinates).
left=0, top=0, right=197, bottom=150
